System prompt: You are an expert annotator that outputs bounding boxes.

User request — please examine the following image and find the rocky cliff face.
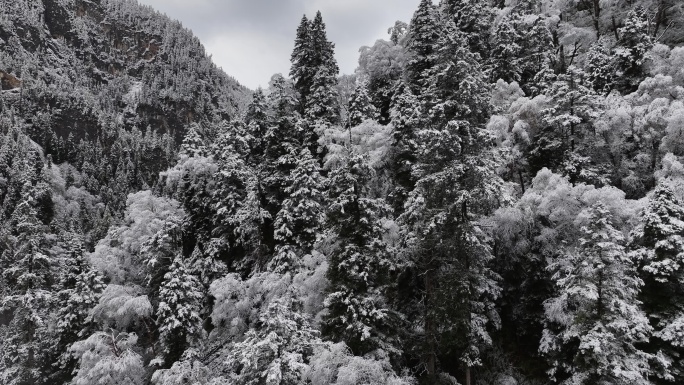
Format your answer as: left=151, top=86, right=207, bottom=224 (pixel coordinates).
left=0, top=0, right=250, bottom=147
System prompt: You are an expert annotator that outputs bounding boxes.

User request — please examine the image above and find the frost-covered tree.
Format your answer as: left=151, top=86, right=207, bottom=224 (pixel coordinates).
left=530, top=67, right=601, bottom=184
left=0, top=193, right=53, bottom=385
left=309, top=11, right=339, bottom=77
left=224, top=299, right=319, bottom=385
left=271, top=148, right=326, bottom=273
left=614, top=6, right=654, bottom=93
left=424, top=20, right=490, bottom=127
left=180, top=123, right=208, bottom=158
left=405, top=0, right=440, bottom=93
left=245, top=88, right=271, bottom=161
left=156, top=257, right=204, bottom=366
left=290, top=15, right=313, bottom=111
left=323, top=154, right=399, bottom=357
left=69, top=331, right=146, bottom=385
left=400, top=17, right=502, bottom=379
left=586, top=39, right=616, bottom=93
left=388, top=81, right=423, bottom=214
left=631, top=183, right=684, bottom=383
left=347, top=81, right=379, bottom=127
left=490, top=15, right=523, bottom=84
left=401, top=146, right=502, bottom=382
left=305, top=64, right=340, bottom=128
left=290, top=11, right=339, bottom=117
left=440, top=0, right=494, bottom=58
left=541, top=203, right=652, bottom=385
left=50, top=233, right=105, bottom=384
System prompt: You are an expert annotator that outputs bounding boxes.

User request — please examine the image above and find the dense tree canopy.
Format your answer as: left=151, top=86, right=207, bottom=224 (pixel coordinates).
left=1, top=0, right=684, bottom=384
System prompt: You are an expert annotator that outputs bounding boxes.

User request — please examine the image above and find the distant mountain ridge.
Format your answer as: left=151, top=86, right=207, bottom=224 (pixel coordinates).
left=0, top=0, right=250, bottom=147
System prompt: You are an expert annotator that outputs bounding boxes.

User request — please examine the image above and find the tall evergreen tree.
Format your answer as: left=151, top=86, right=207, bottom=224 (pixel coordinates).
left=0, top=192, right=53, bottom=385
left=631, top=183, right=684, bottom=383
left=423, top=21, right=491, bottom=127
left=400, top=13, right=501, bottom=383
left=156, top=256, right=204, bottom=366
left=50, top=233, right=104, bottom=384
left=529, top=67, right=600, bottom=184
left=388, top=81, right=423, bottom=215
left=245, top=88, right=271, bottom=161
left=405, top=0, right=440, bottom=93
left=541, top=204, right=652, bottom=385
left=347, top=81, right=379, bottom=127
left=290, top=11, right=339, bottom=117
left=290, top=15, right=313, bottom=112
left=309, top=11, right=339, bottom=77
left=305, top=64, right=340, bottom=128
left=322, top=154, right=399, bottom=357
left=614, top=6, right=654, bottom=93
left=270, top=148, right=326, bottom=273
left=440, top=0, right=494, bottom=58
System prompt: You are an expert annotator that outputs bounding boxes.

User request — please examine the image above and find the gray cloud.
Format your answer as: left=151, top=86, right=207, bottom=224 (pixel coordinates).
left=136, top=0, right=420, bottom=89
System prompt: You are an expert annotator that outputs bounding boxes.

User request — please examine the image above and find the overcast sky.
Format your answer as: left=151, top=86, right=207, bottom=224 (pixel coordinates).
left=136, top=0, right=421, bottom=90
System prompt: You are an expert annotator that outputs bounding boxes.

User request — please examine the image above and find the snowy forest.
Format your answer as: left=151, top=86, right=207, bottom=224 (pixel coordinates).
left=1, top=0, right=684, bottom=384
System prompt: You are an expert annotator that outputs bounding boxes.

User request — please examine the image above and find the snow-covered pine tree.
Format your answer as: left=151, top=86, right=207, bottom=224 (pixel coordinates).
left=347, top=81, right=379, bottom=127
left=156, top=256, right=204, bottom=366
left=323, top=154, right=399, bottom=357
left=305, top=64, right=340, bottom=129
left=309, top=11, right=339, bottom=77
left=400, top=14, right=501, bottom=383
left=440, top=0, right=494, bottom=59
left=586, top=39, right=616, bottom=94
left=518, top=15, right=554, bottom=95
left=290, top=11, right=339, bottom=118
left=0, top=191, right=53, bottom=385
left=490, top=15, right=523, bottom=84
left=290, top=15, right=313, bottom=112
left=540, top=203, right=652, bottom=385
left=268, top=73, right=299, bottom=125
left=179, top=123, right=207, bottom=159
left=631, top=183, right=684, bottom=383
left=614, top=6, right=654, bottom=93
left=270, top=148, right=325, bottom=273
left=388, top=80, right=424, bottom=214
left=405, top=0, right=440, bottom=93
left=530, top=66, right=600, bottom=184
left=224, top=299, right=320, bottom=385
left=401, top=126, right=502, bottom=383
left=245, top=88, right=270, bottom=161
left=424, top=20, right=491, bottom=128
left=50, top=232, right=105, bottom=384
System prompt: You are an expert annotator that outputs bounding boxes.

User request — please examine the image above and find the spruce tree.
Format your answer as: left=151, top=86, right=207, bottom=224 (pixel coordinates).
left=490, top=15, right=523, bottom=84
left=440, top=0, right=495, bottom=58
left=305, top=64, right=340, bottom=128
left=156, top=256, right=204, bottom=366
left=245, top=88, right=271, bottom=162
left=322, top=154, right=399, bottom=357
left=290, top=15, right=313, bottom=111
left=347, top=81, right=379, bottom=127
left=405, top=0, right=440, bottom=93
left=541, top=204, right=652, bottom=385
left=529, top=67, right=599, bottom=184
left=50, top=233, right=104, bottom=384
left=270, top=148, right=325, bottom=273
left=388, top=81, right=423, bottom=215
left=0, top=192, right=53, bottom=385
left=424, top=20, right=491, bottom=127
left=631, top=183, right=684, bottom=383
left=400, top=14, right=501, bottom=383
left=309, top=11, right=339, bottom=77
left=614, top=6, right=654, bottom=93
